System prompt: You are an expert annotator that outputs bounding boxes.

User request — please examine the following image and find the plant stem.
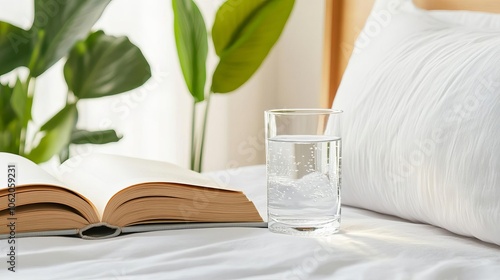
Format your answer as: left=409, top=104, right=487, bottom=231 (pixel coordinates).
left=19, top=129, right=26, bottom=156
left=190, top=100, right=197, bottom=171
left=197, top=92, right=212, bottom=173
left=19, top=75, right=34, bottom=156
left=57, top=90, right=74, bottom=163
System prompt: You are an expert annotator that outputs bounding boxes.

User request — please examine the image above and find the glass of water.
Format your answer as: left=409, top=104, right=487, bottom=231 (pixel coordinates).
left=265, top=109, right=342, bottom=236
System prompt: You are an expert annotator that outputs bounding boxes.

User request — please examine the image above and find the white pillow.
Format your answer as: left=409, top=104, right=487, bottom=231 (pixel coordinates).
left=334, top=0, right=500, bottom=245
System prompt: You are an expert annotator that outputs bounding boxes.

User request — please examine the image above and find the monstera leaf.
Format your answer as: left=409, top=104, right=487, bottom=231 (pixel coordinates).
left=64, top=31, right=151, bottom=99
left=211, top=0, right=295, bottom=93
left=172, top=0, right=208, bottom=102
left=30, top=0, right=112, bottom=77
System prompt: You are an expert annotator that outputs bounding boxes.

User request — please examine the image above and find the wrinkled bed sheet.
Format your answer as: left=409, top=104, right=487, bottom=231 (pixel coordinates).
left=1, top=165, right=499, bottom=280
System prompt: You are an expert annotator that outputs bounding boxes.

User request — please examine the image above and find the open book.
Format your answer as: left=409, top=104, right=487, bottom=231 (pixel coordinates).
left=0, top=153, right=264, bottom=239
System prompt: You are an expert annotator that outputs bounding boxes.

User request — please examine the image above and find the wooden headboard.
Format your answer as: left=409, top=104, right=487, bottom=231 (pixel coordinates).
left=321, top=0, right=500, bottom=108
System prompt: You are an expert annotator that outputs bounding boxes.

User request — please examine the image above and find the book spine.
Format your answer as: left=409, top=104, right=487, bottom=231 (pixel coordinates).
left=79, top=223, right=122, bottom=240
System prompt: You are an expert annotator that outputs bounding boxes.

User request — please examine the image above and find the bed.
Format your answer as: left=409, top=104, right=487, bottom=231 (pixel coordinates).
left=2, top=0, right=500, bottom=279
left=0, top=165, right=499, bottom=279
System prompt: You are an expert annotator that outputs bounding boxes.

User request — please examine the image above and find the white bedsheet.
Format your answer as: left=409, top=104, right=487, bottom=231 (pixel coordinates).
left=1, top=165, right=499, bottom=279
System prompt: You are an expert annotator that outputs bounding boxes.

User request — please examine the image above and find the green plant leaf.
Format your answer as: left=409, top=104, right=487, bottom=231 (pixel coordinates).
left=64, top=30, right=151, bottom=99
left=211, top=0, right=295, bottom=93
left=0, top=22, right=32, bottom=75
left=0, top=120, right=22, bottom=154
left=0, top=83, right=22, bottom=153
left=70, top=129, right=122, bottom=145
left=30, top=0, right=112, bottom=77
left=172, top=0, right=208, bottom=102
left=27, top=104, right=77, bottom=163
left=10, top=79, right=32, bottom=127
left=0, top=83, right=15, bottom=130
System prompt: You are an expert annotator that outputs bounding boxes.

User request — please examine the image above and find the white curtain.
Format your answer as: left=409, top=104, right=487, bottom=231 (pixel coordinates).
left=0, top=0, right=325, bottom=171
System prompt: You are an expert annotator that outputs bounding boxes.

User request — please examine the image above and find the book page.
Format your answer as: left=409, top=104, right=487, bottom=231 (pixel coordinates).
left=0, top=152, right=68, bottom=189
left=57, top=153, right=237, bottom=218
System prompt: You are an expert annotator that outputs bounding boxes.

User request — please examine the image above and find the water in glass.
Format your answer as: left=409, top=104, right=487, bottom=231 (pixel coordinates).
left=267, top=135, right=341, bottom=236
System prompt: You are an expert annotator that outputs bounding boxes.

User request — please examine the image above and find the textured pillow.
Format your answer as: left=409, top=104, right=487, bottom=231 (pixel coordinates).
left=334, top=0, right=500, bottom=245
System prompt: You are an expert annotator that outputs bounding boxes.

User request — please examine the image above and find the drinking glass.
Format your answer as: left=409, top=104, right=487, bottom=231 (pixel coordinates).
left=265, top=109, right=342, bottom=236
